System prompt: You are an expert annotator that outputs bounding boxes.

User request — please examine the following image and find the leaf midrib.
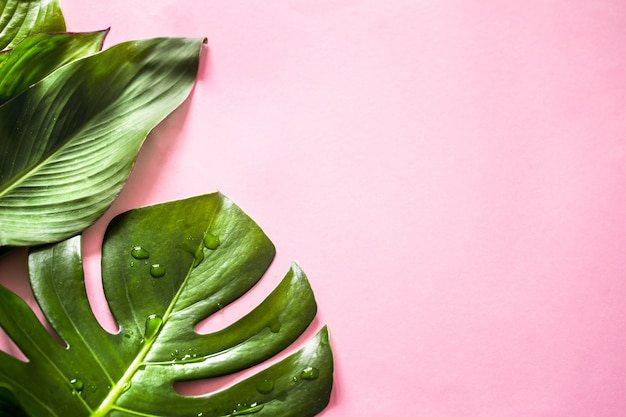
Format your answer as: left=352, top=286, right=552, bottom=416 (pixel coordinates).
left=0, top=68, right=119, bottom=201
left=90, top=200, right=220, bottom=417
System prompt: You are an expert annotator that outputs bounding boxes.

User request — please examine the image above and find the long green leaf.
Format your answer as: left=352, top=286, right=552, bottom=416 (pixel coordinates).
left=0, top=0, right=65, bottom=50
left=0, top=36, right=206, bottom=247
left=0, top=193, right=333, bottom=416
left=0, top=30, right=107, bottom=104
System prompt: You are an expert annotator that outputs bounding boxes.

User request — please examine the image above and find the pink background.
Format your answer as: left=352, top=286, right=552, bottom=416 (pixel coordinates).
left=2, top=1, right=626, bottom=415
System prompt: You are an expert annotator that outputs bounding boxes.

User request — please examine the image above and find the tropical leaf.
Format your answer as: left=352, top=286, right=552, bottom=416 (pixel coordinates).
left=0, top=30, right=107, bottom=104
left=0, top=193, right=333, bottom=417
left=0, top=36, right=206, bottom=248
left=0, top=0, right=66, bottom=50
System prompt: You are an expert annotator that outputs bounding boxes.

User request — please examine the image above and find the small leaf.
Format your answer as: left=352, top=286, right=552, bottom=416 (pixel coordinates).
left=0, top=193, right=333, bottom=416
left=0, top=30, right=108, bottom=104
left=0, top=36, right=206, bottom=247
left=0, top=0, right=66, bottom=50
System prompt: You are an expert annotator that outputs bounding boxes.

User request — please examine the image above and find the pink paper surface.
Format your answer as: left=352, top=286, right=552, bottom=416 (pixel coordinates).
left=2, top=1, right=626, bottom=416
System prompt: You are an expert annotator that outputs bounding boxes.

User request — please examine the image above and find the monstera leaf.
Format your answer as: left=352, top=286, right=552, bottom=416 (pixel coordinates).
left=0, top=36, right=205, bottom=248
left=0, top=0, right=66, bottom=50
left=0, top=193, right=333, bottom=417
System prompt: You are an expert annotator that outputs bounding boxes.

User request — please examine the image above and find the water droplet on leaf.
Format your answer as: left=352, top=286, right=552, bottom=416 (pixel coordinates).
left=300, top=366, right=320, bottom=380
left=144, top=314, right=163, bottom=343
left=131, top=246, right=150, bottom=259
left=193, top=248, right=205, bottom=267
left=256, top=379, right=274, bottom=394
left=70, top=378, right=84, bottom=394
left=269, top=320, right=282, bottom=333
left=150, top=264, right=166, bottom=278
left=203, top=233, right=220, bottom=250
left=231, top=403, right=264, bottom=415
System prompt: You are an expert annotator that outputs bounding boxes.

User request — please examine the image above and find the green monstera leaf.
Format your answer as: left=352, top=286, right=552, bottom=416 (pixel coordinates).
left=0, top=193, right=333, bottom=417
left=0, top=36, right=206, bottom=248
left=0, top=0, right=66, bottom=50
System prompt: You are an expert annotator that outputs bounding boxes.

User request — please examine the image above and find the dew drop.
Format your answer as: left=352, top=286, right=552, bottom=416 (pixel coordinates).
left=129, top=261, right=135, bottom=267
left=70, top=378, right=84, bottom=394
left=203, top=233, right=220, bottom=250
left=231, top=403, right=264, bottom=415
left=144, top=314, right=163, bottom=343
left=170, top=348, right=180, bottom=360
left=150, top=264, right=166, bottom=278
left=131, top=246, right=150, bottom=260
left=193, top=248, right=205, bottom=268
left=300, top=366, right=320, bottom=380
left=269, top=320, right=282, bottom=333
left=256, top=379, right=274, bottom=394
left=122, top=381, right=132, bottom=392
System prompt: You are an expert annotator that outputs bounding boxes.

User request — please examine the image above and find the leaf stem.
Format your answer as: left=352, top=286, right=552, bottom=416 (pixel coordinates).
left=89, top=340, right=153, bottom=417
left=90, top=208, right=218, bottom=416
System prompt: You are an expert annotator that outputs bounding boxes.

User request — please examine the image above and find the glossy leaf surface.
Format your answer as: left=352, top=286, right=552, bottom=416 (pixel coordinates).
left=0, top=30, right=107, bottom=104
left=0, top=193, right=333, bottom=416
left=0, top=36, right=205, bottom=247
left=0, top=0, right=65, bottom=50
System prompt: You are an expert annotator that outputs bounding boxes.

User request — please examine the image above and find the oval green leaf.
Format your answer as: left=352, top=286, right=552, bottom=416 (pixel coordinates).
left=0, top=193, right=332, bottom=416
left=0, top=36, right=206, bottom=247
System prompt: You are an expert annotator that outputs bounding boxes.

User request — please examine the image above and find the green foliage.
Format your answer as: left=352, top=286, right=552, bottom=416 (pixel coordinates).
left=0, top=0, right=205, bottom=248
left=0, top=2, right=333, bottom=416
left=0, top=193, right=333, bottom=416
left=0, top=35, right=206, bottom=247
